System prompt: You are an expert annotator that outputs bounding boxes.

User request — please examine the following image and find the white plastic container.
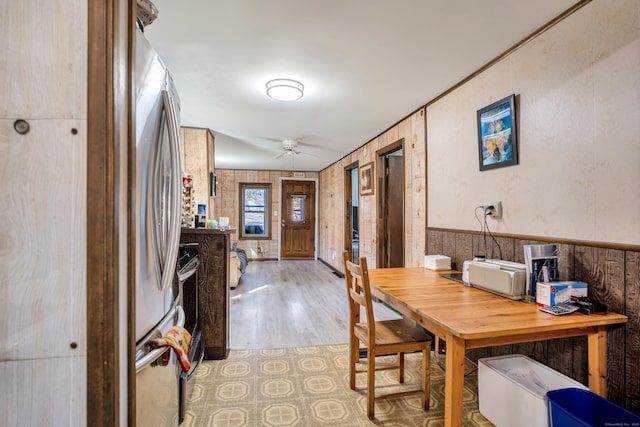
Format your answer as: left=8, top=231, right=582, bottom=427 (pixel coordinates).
left=478, top=354, right=587, bottom=427
left=424, top=254, right=451, bottom=270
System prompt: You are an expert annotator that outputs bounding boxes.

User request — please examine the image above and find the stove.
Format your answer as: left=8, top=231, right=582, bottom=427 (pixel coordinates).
left=177, top=243, right=204, bottom=424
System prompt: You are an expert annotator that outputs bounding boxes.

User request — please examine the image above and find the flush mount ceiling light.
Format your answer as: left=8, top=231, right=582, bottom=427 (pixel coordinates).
left=266, top=78, right=304, bottom=101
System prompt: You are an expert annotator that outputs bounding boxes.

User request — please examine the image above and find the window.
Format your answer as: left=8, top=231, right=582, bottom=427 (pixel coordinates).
left=240, top=183, right=271, bottom=239
left=291, top=195, right=305, bottom=221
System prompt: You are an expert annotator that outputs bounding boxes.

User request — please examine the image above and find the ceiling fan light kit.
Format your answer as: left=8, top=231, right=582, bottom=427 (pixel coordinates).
left=266, top=78, right=304, bottom=101
left=281, top=139, right=299, bottom=150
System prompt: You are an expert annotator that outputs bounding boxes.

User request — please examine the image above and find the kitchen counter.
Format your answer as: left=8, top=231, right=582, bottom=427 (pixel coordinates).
left=181, top=227, right=236, bottom=235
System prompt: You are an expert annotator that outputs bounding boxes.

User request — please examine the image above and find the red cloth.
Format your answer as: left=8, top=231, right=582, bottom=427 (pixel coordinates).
left=152, top=325, right=192, bottom=372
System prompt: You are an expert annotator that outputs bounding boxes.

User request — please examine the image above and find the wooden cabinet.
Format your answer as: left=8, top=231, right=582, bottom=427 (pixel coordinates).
left=180, top=126, right=215, bottom=219
left=180, top=228, right=234, bottom=359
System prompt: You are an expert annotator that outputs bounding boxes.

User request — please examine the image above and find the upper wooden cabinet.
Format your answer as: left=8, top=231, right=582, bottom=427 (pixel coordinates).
left=180, top=126, right=215, bottom=219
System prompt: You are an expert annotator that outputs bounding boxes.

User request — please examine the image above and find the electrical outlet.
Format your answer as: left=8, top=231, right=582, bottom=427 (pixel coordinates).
left=486, top=201, right=502, bottom=219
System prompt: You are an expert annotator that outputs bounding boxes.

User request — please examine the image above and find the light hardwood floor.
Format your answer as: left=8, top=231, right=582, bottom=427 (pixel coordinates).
left=229, top=259, right=400, bottom=349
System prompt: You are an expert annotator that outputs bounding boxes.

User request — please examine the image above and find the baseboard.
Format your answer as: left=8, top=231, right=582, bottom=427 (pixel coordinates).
left=318, top=258, right=344, bottom=278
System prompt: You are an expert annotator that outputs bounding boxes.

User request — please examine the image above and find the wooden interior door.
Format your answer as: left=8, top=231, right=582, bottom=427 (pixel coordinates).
left=280, top=180, right=316, bottom=259
left=386, top=155, right=404, bottom=266
left=344, top=164, right=359, bottom=263
left=377, top=141, right=404, bottom=268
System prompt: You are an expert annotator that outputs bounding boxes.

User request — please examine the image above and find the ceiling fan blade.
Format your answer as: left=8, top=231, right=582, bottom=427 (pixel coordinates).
left=293, top=135, right=333, bottom=149
left=297, top=141, right=322, bottom=149
left=275, top=152, right=286, bottom=159
left=299, top=151, right=320, bottom=158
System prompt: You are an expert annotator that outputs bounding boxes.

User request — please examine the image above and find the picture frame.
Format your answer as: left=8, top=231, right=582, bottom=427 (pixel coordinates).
left=360, top=162, right=374, bottom=196
left=477, top=94, right=518, bottom=171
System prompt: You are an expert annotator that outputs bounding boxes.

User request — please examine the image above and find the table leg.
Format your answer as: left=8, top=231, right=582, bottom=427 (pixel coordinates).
left=444, top=334, right=465, bottom=427
left=587, top=326, right=608, bottom=397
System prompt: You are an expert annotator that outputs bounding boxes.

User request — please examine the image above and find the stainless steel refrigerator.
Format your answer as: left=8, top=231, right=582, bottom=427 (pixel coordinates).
left=133, top=22, right=184, bottom=427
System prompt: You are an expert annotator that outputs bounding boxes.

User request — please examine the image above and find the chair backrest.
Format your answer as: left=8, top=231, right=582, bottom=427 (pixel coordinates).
left=343, top=251, right=376, bottom=341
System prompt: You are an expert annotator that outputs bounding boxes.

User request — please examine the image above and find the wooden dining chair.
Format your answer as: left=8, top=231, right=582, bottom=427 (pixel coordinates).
left=342, top=251, right=431, bottom=419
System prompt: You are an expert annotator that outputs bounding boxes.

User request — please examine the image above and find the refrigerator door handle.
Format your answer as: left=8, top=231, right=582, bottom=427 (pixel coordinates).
left=135, top=305, right=185, bottom=373
left=158, top=89, right=182, bottom=293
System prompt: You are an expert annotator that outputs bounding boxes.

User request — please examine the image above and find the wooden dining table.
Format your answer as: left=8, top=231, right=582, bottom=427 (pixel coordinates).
left=367, top=267, right=628, bottom=427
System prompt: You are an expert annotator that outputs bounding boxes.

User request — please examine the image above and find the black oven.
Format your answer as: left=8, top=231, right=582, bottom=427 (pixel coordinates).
left=176, top=243, right=204, bottom=424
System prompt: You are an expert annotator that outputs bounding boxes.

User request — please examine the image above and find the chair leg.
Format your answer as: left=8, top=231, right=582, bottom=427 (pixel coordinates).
left=398, top=352, right=405, bottom=383
left=349, top=335, right=358, bottom=390
left=367, top=349, right=376, bottom=419
left=422, top=348, right=430, bottom=410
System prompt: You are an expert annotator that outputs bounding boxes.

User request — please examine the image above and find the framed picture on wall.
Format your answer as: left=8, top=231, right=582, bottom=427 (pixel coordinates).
left=360, top=162, right=374, bottom=196
left=477, top=94, right=518, bottom=171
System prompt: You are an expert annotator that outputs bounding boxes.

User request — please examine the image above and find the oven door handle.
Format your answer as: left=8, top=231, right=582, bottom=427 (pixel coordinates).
left=183, top=331, right=205, bottom=380
left=135, top=305, right=185, bottom=373
left=177, top=258, right=200, bottom=283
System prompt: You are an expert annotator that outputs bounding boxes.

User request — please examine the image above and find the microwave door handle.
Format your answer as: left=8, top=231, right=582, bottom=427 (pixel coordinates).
left=135, top=305, right=185, bottom=373
left=158, top=89, right=182, bottom=292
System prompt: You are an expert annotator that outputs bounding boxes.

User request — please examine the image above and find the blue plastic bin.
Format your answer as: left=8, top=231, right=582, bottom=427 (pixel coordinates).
left=547, top=388, right=640, bottom=427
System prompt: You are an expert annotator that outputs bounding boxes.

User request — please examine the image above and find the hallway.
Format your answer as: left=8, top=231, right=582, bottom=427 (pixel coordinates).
left=228, top=260, right=400, bottom=349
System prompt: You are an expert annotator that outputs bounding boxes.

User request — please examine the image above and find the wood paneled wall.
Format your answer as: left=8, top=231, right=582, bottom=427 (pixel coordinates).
left=213, top=169, right=319, bottom=260
left=427, top=228, right=640, bottom=413
left=180, top=127, right=215, bottom=219
left=0, top=0, right=90, bottom=425
left=318, top=108, right=426, bottom=272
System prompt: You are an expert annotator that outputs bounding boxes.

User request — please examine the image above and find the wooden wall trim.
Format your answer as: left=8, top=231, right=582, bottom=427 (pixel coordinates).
left=343, top=161, right=359, bottom=260
left=216, top=168, right=318, bottom=173
left=374, top=137, right=404, bottom=157
left=376, top=139, right=405, bottom=267
left=87, top=0, right=130, bottom=424
left=343, top=160, right=359, bottom=171
left=125, top=2, right=135, bottom=425
left=424, top=109, right=429, bottom=251
left=428, top=227, right=640, bottom=252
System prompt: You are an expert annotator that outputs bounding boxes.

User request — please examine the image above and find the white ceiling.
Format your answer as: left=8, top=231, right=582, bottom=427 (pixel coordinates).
left=144, top=0, right=577, bottom=172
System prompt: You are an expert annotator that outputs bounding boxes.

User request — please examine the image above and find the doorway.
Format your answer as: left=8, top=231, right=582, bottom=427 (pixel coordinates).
left=280, top=179, right=317, bottom=259
left=344, top=163, right=359, bottom=263
left=377, top=140, right=404, bottom=268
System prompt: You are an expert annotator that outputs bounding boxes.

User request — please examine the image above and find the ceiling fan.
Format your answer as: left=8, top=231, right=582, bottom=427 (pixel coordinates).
left=274, top=139, right=318, bottom=159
